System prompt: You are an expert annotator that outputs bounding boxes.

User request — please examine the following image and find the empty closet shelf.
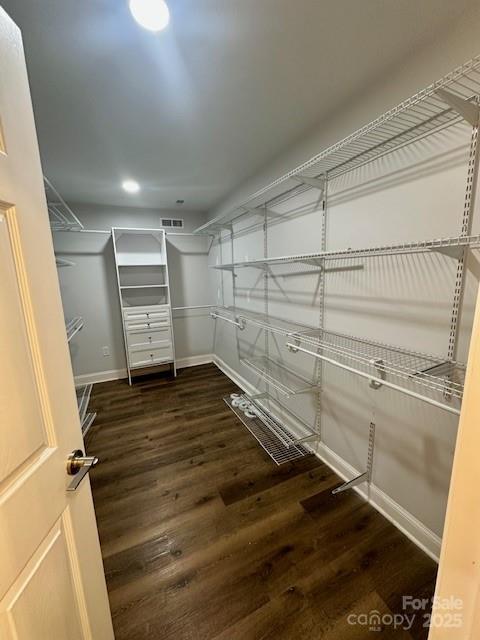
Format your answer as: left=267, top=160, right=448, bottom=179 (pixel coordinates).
left=76, top=384, right=93, bottom=424
left=241, top=355, right=316, bottom=397
left=66, top=317, right=84, bottom=342
left=195, top=55, right=480, bottom=234
left=287, top=329, right=466, bottom=414
left=224, top=394, right=311, bottom=465
left=210, top=234, right=480, bottom=271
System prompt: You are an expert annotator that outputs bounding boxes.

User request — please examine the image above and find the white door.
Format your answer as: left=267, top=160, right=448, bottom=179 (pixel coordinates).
left=0, top=8, right=114, bottom=640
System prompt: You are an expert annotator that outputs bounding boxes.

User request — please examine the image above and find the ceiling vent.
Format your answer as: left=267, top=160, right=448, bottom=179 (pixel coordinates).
left=161, top=218, right=184, bottom=229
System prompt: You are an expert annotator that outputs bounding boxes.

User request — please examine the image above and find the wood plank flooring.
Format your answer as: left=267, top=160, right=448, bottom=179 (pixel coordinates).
left=87, top=363, right=437, bottom=640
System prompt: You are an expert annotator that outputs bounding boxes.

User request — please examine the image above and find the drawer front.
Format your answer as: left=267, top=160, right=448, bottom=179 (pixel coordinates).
left=125, top=317, right=170, bottom=331
left=123, top=305, right=170, bottom=323
left=129, top=345, right=173, bottom=368
left=127, top=327, right=172, bottom=350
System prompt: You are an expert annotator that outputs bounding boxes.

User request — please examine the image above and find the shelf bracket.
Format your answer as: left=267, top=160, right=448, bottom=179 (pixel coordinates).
left=292, top=175, right=326, bottom=194
left=332, top=422, right=375, bottom=495
left=332, top=472, right=368, bottom=494
left=369, top=359, right=385, bottom=389
left=435, top=88, right=480, bottom=127
left=429, top=245, right=465, bottom=260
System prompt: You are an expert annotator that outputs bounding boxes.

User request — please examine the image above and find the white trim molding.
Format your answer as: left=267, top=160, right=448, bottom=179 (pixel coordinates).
left=74, top=355, right=214, bottom=386
left=74, top=368, right=128, bottom=385
left=176, top=354, right=213, bottom=369
left=212, top=355, right=441, bottom=562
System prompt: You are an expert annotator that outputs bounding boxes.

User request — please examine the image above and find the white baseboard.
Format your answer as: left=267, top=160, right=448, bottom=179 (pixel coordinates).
left=74, top=368, right=128, bottom=385
left=74, top=354, right=213, bottom=385
left=212, top=355, right=441, bottom=562
left=176, top=354, right=213, bottom=369
left=315, top=441, right=441, bottom=562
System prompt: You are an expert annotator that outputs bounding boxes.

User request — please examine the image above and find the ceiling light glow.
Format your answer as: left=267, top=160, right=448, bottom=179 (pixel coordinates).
left=122, top=179, right=140, bottom=194
left=129, top=0, right=170, bottom=32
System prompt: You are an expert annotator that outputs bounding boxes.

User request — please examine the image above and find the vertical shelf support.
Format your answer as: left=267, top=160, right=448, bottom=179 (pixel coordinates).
left=446, top=100, right=480, bottom=363
left=332, top=422, right=376, bottom=494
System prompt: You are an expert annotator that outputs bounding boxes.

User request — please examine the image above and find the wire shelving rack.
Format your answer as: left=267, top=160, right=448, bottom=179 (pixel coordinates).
left=195, top=56, right=480, bottom=235
left=241, top=355, right=316, bottom=397
left=212, top=234, right=480, bottom=271
left=207, top=55, right=480, bottom=478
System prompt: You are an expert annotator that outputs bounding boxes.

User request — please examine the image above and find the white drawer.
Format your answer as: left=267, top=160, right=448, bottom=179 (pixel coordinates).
left=123, top=305, right=170, bottom=323
left=129, top=345, right=173, bottom=368
left=127, top=327, right=172, bottom=350
left=125, top=317, right=170, bottom=331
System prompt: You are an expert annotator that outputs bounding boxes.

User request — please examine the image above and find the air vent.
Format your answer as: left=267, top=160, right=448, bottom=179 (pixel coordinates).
left=161, top=218, right=184, bottom=229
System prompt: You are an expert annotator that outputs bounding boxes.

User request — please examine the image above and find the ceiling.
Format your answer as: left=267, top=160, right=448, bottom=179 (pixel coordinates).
left=2, top=0, right=473, bottom=211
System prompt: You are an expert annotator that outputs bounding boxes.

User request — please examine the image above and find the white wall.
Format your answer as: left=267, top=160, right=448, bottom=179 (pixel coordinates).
left=206, top=7, right=480, bottom=554
left=53, top=205, right=214, bottom=381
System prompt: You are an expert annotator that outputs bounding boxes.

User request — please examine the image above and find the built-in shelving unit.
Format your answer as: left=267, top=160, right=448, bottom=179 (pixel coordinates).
left=112, top=228, right=176, bottom=384
left=206, top=55, right=480, bottom=476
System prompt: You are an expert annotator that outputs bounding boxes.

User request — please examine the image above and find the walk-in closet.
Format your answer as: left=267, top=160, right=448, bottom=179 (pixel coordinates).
left=2, top=2, right=480, bottom=639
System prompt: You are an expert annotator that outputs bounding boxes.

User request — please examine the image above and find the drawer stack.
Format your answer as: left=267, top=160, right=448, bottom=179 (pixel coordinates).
left=124, top=304, right=174, bottom=368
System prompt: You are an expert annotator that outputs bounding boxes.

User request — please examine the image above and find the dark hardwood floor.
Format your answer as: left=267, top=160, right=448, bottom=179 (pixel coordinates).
left=87, top=363, right=437, bottom=640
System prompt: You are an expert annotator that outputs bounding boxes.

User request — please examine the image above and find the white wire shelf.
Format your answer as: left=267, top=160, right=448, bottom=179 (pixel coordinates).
left=81, top=412, right=96, bottom=438
left=211, top=234, right=480, bottom=271
left=211, top=306, right=314, bottom=337
left=44, top=177, right=84, bottom=232
left=195, top=55, right=480, bottom=235
left=224, top=394, right=312, bottom=465
left=66, top=317, right=84, bottom=343
left=241, top=355, right=316, bottom=397
left=286, top=328, right=465, bottom=415
left=76, top=384, right=93, bottom=424
left=55, top=257, right=76, bottom=268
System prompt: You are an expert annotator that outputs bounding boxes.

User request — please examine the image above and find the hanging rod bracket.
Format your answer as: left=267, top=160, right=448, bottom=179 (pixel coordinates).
left=332, top=472, right=367, bottom=495
left=435, top=88, right=480, bottom=127
left=369, top=359, right=385, bottom=389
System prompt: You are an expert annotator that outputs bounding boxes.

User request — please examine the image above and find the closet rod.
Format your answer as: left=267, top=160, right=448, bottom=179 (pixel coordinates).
left=285, top=341, right=461, bottom=416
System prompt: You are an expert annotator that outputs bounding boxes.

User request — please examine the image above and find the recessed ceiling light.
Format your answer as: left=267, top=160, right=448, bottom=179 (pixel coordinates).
left=122, top=179, right=140, bottom=194
left=129, top=0, right=170, bottom=32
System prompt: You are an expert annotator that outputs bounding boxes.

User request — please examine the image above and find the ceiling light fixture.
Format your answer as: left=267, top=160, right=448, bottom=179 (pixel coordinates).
left=129, top=0, right=170, bottom=32
left=122, top=179, right=140, bottom=194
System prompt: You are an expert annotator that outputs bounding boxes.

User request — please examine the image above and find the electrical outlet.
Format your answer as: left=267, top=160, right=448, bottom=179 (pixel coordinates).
left=102, top=346, right=110, bottom=356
